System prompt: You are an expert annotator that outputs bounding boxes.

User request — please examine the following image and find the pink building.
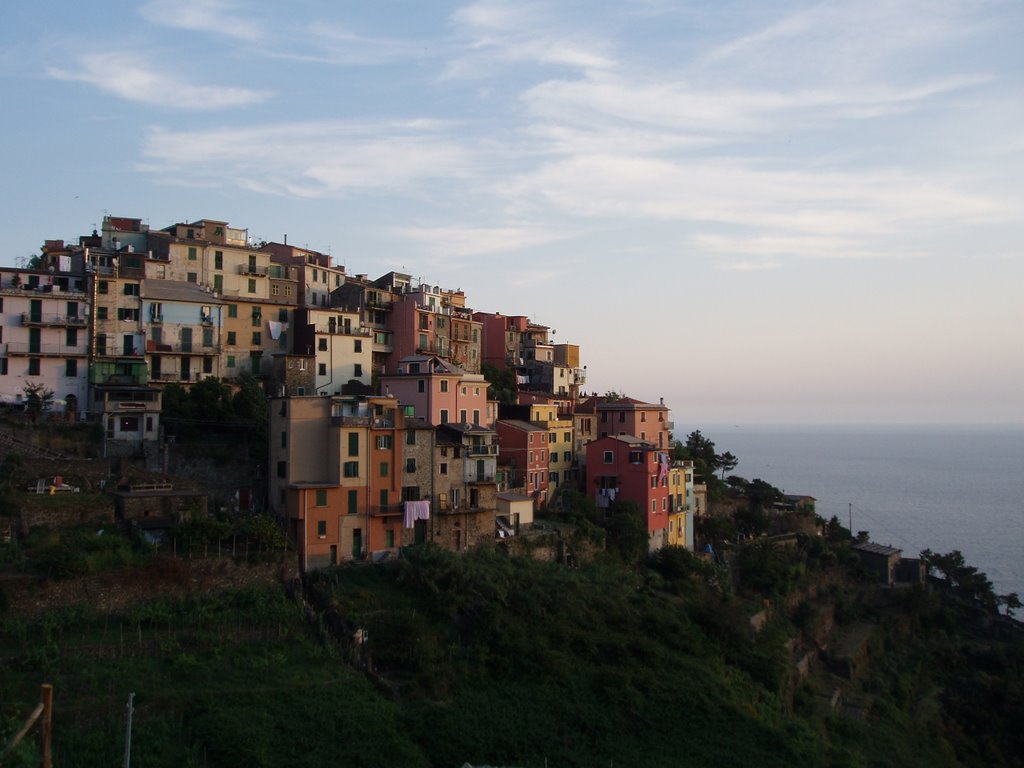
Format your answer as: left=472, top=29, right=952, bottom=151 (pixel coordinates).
left=473, top=311, right=530, bottom=369
left=578, top=395, right=673, bottom=450
left=586, top=435, right=672, bottom=552
left=381, top=355, right=491, bottom=427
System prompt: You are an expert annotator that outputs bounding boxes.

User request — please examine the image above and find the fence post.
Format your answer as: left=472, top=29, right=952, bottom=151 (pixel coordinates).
left=41, top=683, right=53, bottom=768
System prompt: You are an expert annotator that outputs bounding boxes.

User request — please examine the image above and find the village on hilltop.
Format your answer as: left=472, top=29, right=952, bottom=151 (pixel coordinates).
left=1, top=215, right=710, bottom=571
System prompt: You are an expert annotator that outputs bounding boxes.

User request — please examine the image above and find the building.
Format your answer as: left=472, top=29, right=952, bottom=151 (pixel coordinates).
left=495, top=419, right=549, bottom=507
left=586, top=435, right=672, bottom=553
left=268, top=394, right=406, bottom=570
left=0, top=264, right=89, bottom=415
left=380, top=355, right=490, bottom=427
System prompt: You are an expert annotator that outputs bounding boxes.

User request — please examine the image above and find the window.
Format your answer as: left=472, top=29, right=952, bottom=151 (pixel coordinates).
left=228, top=304, right=238, bottom=318
left=98, top=281, right=109, bottom=294
left=439, top=409, right=448, bottom=424
left=227, top=331, right=236, bottom=345
left=28, top=359, right=40, bottom=375
left=652, top=500, right=657, bottom=513
left=226, top=355, right=236, bottom=368
left=343, top=461, right=359, bottom=478
left=0, top=359, right=7, bottom=375
left=379, top=462, right=389, bottom=478
left=376, top=435, right=393, bottom=449
left=406, top=429, right=416, bottom=445
left=248, top=279, right=256, bottom=294
left=460, top=410, right=467, bottom=424
left=202, top=328, right=213, bottom=347
left=405, top=458, right=416, bottom=473
left=123, top=283, right=139, bottom=296
left=439, top=463, right=448, bottom=475
left=118, top=308, right=139, bottom=321
left=188, top=246, right=197, bottom=261
left=316, top=489, right=327, bottom=506
left=280, top=431, right=287, bottom=449
left=354, top=363, right=362, bottom=377
left=417, top=379, right=425, bottom=393
left=619, top=412, right=625, bottom=422
left=347, top=489, right=358, bottom=515
left=473, top=410, right=480, bottom=426
left=440, top=379, right=448, bottom=393
left=277, top=461, right=287, bottom=478
left=214, top=251, right=223, bottom=269
left=348, top=432, right=359, bottom=456
left=278, top=308, right=288, bottom=322
left=317, top=520, right=327, bottom=538
left=385, top=529, right=395, bottom=548
left=563, top=451, right=571, bottom=462
left=317, top=363, right=326, bottom=376
left=252, top=332, right=261, bottom=345
left=251, top=309, right=261, bottom=326
left=187, top=272, right=197, bottom=283
left=66, top=328, right=78, bottom=347
left=354, top=340, right=362, bottom=353
left=203, top=357, right=213, bottom=373
left=65, top=359, right=77, bottom=377
left=95, top=333, right=107, bottom=354
left=318, top=338, right=327, bottom=351
left=96, top=307, right=108, bottom=320
left=603, top=451, right=614, bottom=464
left=564, top=432, right=571, bottom=442
left=641, top=412, right=647, bottom=422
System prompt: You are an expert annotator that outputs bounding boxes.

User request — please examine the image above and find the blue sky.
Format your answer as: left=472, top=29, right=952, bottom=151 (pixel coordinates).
left=3, top=0, right=1022, bottom=425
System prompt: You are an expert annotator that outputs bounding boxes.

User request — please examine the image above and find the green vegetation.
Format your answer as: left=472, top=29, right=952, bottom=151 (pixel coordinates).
left=2, top=538, right=1020, bottom=767
left=160, top=374, right=268, bottom=460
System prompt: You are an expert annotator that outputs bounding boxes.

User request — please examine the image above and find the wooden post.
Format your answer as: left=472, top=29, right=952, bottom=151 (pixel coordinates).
left=40, top=683, right=53, bottom=768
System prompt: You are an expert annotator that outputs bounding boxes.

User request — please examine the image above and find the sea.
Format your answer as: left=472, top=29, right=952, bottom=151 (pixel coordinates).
left=701, top=424, right=1024, bottom=599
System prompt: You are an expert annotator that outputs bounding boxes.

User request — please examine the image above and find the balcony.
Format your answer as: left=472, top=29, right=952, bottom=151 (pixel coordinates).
left=466, top=444, right=498, bottom=456
left=467, top=474, right=497, bottom=484
left=237, top=265, right=269, bottom=276
left=318, top=324, right=372, bottom=337
left=152, top=371, right=212, bottom=383
left=20, top=313, right=87, bottom=328
left=146, top=342, right=220, bottom=355
left=370, top=503, right=404, bottom=517
left=4, top=342, right=88, bottom=357
left=329, top=415, right=395, bottom=429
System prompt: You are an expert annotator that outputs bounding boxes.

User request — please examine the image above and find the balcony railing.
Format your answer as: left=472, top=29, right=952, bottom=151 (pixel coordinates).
left=316, top=325, right=372, bottom=337
left=330, top=415, right=395, bottom=428
left=147, top=342, right=220, bottom=355
left=153, top=371, right=212, bottom=383
left=20, top=313, right=87, bottom=327
left=467, top=474, right=497, bottom=484
left=466, top=444, right=498, bottom=456
left=370, top=503, right=404, bottom=517
left=4, top=342, right=88, bottom=357
left=237, top=265, right=269, bottom=276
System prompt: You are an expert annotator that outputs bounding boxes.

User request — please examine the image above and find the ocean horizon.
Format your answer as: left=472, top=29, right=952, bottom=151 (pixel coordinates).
left=698, top=423, right=1024, bottom=598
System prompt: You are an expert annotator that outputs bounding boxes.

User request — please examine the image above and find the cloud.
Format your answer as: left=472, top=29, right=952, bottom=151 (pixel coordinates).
left=139, top=0, right=263, bottom=41
left=48, top=52, right=270, bottom=109
left=444, top=0, right=616, bottom=77
left=139, top=120, right=476, bottom=196
left=396, top=224, right=569, bottom=259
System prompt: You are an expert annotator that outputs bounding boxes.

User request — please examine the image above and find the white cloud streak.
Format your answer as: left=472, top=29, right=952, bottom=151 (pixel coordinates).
left=48, top=52, right=270, bottom=109
left=139, top=0, right=264, bottom=41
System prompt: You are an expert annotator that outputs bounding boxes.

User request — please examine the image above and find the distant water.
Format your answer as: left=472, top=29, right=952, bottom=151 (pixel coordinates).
left=701, top=425, right=1024, bottom=598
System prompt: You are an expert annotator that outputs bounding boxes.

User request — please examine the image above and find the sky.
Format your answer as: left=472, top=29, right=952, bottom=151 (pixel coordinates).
left=2, top=0, right=1022, bottom=426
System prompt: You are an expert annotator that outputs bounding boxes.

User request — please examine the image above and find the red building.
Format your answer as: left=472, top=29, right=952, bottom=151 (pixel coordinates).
left=495, top=419, right=549, bottom=506
left=586, top=435, right=672, bottom=552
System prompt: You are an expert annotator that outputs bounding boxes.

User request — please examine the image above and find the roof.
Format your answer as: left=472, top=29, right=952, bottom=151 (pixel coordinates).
left=496, top=492, right=532, bottom=502
left=440, top=422, right=497, bottom=436
left=141, top=279, right=224, bottom=304
left=783, top=494, right=816, bottom=502
left=593, top=434, right=657, bottom=449
left=496, top=419, right=545, bottom=432
left=852, top=541, right=902, bottom=557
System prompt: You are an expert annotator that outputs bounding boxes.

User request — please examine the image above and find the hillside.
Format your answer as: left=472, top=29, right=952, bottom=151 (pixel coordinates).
left=3, top=539, right=1022, bottom=767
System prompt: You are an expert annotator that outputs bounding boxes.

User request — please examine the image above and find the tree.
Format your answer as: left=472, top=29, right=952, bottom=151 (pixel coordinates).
left=746, top=478, right=783, bottom=513
left=717, top=451, right=738, bottom=479
left=481, top=363, right=516, bottom=405
left=22, top=382, right=54, bottom=424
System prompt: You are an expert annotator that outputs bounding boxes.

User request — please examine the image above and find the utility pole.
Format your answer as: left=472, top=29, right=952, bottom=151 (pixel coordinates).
left=848, top=502, right=852, bottom=534
left=123, top=692, right=135, bottom=768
